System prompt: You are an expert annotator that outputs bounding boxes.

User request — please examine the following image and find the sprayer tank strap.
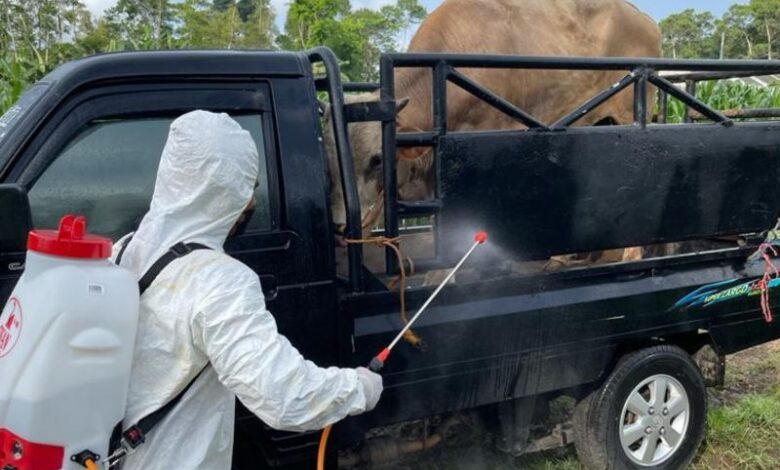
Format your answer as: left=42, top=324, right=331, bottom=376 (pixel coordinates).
left=137, top=242, right=210, bottom=294
left=114, top=235, right=133, bottom=267
left=108, top=241, right=211, bottom=466
left=115, top=237, right=210, bottom=295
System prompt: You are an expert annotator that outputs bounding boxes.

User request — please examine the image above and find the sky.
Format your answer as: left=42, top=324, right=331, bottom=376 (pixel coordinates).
left=82, top=0, right=750, bottom=31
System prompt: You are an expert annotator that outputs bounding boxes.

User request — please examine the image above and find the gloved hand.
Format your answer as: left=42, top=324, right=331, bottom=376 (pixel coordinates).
left=356, top=367, right=383, bottom=411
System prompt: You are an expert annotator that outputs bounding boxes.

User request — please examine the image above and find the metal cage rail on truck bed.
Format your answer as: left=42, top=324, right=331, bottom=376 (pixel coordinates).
left=310, top=48, right=780, bottom=291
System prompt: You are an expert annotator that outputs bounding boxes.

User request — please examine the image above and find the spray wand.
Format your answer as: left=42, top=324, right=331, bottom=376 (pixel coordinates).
left=316, top=231, right=489, bottom=470
left=368, top=230, right=489, bottom=372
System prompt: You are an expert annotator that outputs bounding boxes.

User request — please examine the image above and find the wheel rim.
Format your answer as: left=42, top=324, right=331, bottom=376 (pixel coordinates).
left=619, top=374, right=690, bottom=467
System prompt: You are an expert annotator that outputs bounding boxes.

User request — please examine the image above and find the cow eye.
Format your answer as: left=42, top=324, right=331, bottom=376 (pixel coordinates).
left=368, top=154, right=382, bottom=170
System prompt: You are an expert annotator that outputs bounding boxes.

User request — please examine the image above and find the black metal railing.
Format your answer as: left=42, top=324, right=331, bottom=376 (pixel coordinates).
left=376, top=53, right=780, bottom=276
left=311, top=47, right=780, bottom=288
left=307, top=47, right=364, bottom=292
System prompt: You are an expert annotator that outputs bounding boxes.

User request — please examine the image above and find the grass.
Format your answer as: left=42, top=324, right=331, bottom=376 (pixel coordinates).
left=523, top=455, right=582, bottom=470
left=694, top=389, right=780, bottom=470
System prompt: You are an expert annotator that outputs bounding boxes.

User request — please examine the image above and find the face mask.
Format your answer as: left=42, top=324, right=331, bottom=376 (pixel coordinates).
left=230, top=207, right=256, bottom=238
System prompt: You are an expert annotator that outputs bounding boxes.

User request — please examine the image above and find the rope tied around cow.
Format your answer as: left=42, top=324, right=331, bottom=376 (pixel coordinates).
left=345, top=235, right=424, bottom=348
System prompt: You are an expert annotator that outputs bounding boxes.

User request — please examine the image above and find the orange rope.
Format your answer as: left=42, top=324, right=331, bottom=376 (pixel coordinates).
left=345, top=236, right=422, bottom=347
left=757, top=243, right=779, bottom=323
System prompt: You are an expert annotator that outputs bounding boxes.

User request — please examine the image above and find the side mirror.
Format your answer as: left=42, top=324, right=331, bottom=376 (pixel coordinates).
left=0, top=184, right=32, bottom=253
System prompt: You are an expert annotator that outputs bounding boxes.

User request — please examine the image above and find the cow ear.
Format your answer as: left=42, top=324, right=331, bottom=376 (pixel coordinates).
left=396, top=97, right=410, bottom=114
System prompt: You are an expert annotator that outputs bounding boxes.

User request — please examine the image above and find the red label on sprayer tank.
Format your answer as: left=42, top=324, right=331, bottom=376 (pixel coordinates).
left=0, top=297, right=22, bottom=357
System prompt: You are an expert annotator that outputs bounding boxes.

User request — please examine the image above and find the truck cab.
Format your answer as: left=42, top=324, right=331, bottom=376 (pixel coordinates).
left=0, top=49, right=345, bottom=467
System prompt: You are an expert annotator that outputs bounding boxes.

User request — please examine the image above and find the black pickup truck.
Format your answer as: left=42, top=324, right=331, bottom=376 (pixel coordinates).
left=2, top=47, right=780, bottom=469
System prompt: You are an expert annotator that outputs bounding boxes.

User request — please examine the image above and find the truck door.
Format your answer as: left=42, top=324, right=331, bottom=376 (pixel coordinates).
left=0, top=83, right=282, bottom=305
left=0, top=185, right=31, bottom=306
left=1, top=78, right=343, bottom=466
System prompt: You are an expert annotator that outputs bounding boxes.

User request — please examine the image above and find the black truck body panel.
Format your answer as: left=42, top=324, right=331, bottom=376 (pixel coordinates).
left=341, top=249, right=773, bottom=429
left=1, top=49, right=780, bottom=467
left=438, top=124, right=780, bottom=262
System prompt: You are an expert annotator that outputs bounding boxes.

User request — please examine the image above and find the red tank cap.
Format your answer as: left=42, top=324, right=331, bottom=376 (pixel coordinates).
left=27, top=215, right=112, bottom=259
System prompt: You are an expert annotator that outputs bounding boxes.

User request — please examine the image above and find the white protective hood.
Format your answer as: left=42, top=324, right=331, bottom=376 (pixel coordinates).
left=117, top=111, right=379, bottom=470
left=120, top=110, right=258, bottom=276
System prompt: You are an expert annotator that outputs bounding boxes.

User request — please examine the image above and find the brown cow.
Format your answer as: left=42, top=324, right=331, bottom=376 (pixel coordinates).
left=325, top=0, right=661, bottom=272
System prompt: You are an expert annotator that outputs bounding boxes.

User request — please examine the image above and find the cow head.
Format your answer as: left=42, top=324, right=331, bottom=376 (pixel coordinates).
left=323, top=93, right=433, bottom=239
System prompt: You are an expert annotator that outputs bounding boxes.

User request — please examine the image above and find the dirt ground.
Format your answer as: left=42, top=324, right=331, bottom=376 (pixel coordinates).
left=709, top=340, right=780, bottom=406
left=361, top=340, right=780, bottom=470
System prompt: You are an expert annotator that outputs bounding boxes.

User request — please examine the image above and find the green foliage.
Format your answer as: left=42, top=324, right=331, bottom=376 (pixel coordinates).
left=280, top=0, right=425, bottom=81
left=0, top=55, right=40, bottom=112
left=0, top=0, right=93, bottom=112
left=0, top=0, right=426, bottom=115
left=692, top=388, right=780, bottom=469
left=178, top=0, right=244, bottom=49
left=660, top=9, right=718, bottom=58
left=104, top=0, right=179, bottom=49
left=179, top=0, right=275, bottom=48
left=719, top=5, right=759, bottom=58
left=660, top=0, right=780, bottom=59
left=663, top=81, right=780, bottom=123
left=748, top=0, right=780, bottom=59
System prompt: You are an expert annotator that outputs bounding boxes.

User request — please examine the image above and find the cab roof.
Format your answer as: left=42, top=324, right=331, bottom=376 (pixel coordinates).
left=42, top=49, right=309, bottom=91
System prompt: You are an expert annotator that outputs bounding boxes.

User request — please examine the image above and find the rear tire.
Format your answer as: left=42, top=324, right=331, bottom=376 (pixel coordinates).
left=573, top=345, right=706, bottom=469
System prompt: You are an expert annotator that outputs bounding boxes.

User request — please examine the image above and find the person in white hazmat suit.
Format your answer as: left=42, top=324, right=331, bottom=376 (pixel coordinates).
left=115, top=110, right=383, bottom=469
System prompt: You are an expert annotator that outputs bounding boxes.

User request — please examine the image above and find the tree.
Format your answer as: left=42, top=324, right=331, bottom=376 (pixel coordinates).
left=105, top=0, right=178, bottom=49
left=77, top=18, right=121, bottom=54
left=280, top=0, right=426, bottom=81
left=213, top=0, right=233, bottom=11
left=721, top=4, right=757, bottom=58
left=659, top=9, right=718, bottom=59
left=178, top=0, right=275, bottom=49
left=237, top=0, right=258, bottom=22
left=749, top=0, right=780, bottom=59
left=280, top=0, right=351, bottom=50
left=0, top=0, right=98, bottom=112
left=0, top=0, right=95, bottom=68
left=179, top=0, right=240, bottom=48
left=242, top=0, right=276, bottom=48
left=381, top=0, right=426, bottom=49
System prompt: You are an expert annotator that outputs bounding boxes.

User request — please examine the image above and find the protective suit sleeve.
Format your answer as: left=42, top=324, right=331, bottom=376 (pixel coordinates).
left=191, top=258, right=373, bottom=432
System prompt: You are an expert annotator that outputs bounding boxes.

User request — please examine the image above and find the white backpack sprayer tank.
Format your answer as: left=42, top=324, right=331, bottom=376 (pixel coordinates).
left=0, top=215, right=138, bottom=470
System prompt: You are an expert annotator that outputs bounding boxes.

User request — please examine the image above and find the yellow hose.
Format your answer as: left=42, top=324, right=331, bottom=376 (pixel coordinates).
left=84, top=459, right=100, bottom=470
left=317, top=424, right=333, bottom=470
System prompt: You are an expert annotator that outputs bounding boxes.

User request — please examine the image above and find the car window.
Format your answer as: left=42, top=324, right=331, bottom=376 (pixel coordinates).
left=27, top=114, right=272, bottom=240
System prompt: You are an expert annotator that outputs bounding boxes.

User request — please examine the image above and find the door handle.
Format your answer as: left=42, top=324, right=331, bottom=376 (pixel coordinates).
left=0, top=252, right=25, bottom=277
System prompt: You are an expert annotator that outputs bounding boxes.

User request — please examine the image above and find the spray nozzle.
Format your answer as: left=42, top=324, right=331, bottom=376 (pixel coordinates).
left=369, top=348, right=391, bottom=372
left=474, top=231, right=488, bottom=245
